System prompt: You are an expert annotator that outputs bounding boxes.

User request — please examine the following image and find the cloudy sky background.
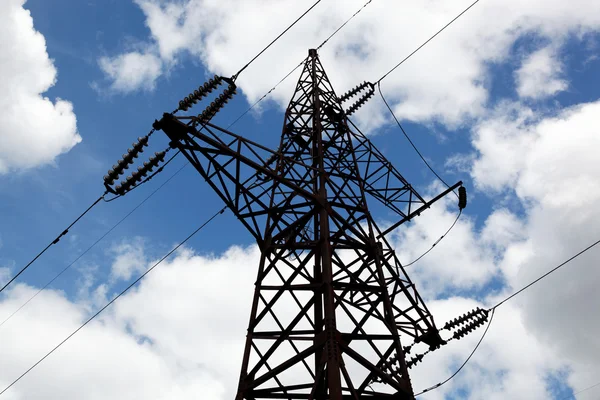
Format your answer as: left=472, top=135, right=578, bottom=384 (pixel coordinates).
left=1, top=0, right=600, bottom=398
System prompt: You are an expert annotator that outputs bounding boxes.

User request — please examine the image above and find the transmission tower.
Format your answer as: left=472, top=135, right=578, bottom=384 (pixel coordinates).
left=154, top=49, right=463, bottom=399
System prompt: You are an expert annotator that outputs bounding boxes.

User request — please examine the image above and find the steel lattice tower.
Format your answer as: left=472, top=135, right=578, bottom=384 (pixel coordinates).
left=155, top=49, right=459, bottom=399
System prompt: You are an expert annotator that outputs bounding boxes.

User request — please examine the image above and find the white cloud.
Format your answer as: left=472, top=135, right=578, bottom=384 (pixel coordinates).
left=516, top=46, right=568, bottom=99
left=0, top=245, right=257, bottom=399
left=390, top=191, right=501, bottom=297
left=410, top=297, right=563, bottom=399
left=466, top=99, right=600, bottom=398
left=98, top=51, right=163, bottom=93
left=0, top=283, right=226, bottom=400
left=98, top=0, right=600, bottom=128
left=0, top=268, right=10, bottom=286
left=0, top=238, right=583, bottom=400
left=0, top=0, right=81, bottom=174
left=109, top=237, right=148, bottom=281
left=470, top=101, right=538, bottom=191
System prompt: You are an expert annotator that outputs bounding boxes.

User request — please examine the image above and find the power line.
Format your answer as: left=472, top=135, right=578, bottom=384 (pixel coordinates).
left=316, top=0, right=373, bottom=51
left=378, top=82, right=457, bottom=196
left=1, top=0, right=327, bottom=296
left=561, top=380, right=600, bottom=400
left=0, top=195, right=104, bottom=295
left=415, top=308, right=495, bottom=397
left=0, top=162, right=188, bottom=330
left=491, top=238, right=600, bottom=310
left=376, top=0, right=482, bottom=83
left=2, top=0, right=372, bottom=325
left=227, top=0, right=375, bottom=128
left=233, top=0, right=324, bottom=80
left=0, top=206, right=225, bottom=397
left=411, top=236, right=600, bottom=395
left=404, top=210, right=462, bottom=268
left=227, top=61, right=306, bottom=129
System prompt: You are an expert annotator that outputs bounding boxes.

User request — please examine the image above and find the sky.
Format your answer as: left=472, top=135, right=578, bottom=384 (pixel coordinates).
left=1, top=0, right=600, bottom=398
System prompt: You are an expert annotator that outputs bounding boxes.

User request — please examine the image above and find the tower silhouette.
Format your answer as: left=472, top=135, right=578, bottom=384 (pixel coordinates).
left=155, top=49, right=460, bottom=399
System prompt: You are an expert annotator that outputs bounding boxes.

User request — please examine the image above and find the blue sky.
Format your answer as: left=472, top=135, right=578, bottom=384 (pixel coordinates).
left=1, top=0, right=600, bottom=399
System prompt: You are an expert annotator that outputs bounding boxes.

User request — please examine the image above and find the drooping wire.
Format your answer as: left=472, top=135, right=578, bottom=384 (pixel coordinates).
left=560, top=380, right=600, bottom=400
left=103, top=0, right=325, bottom=193
left=403, top=209, right=461, bottom=268
left=376, top=0, right=482, bottom=84
left=414, top=308, right=495, bottom=397
left=412, top=239, right=600, bottom=395
left=336, top=0, right=483, bottom=115
left=0, top=0, right=355, bottom=333
left=316, top=0, right=373, bottom=51
left=227, top=0, right=375, bottom=128
left=227, top=61, right=306, bottom=129
left=233, top=0, right=324, bottom=80
left=378, top=82, right=457, bottom=196
left=2, top=0, right=364, bottom=304
left=0, top=195, right=104, bottom=295
left=491, top=238, right=600, bottom=310
left=0, top=162, right=188, bottom=330
left=0, top=206, right=225, bottom=396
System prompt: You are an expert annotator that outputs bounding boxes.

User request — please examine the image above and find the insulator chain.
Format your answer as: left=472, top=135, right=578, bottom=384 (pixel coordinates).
left=338, top=81, right=375, bottom=116
left=458, top=186, right=467, bottom=209
left=114, top=150, right=168, bottom=195
left=381, top=352, right=399, bottom=370
left=177, top=75, right=223, bottom=112
left=452, top=313, right=489, bottom=340
left=103, top=135, right=150, bottom=187
left=442, top=307, right=487, bottom=331
left=406, top=352, right=428, bottom=369
left=377, top=345, right=414, bottom=376
left=194, top=83, right=237, bottom=124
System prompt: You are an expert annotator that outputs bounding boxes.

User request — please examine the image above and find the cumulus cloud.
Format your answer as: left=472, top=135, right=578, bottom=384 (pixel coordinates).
left=0, top=0, right=81, bottom=174
left=0, top=240, right=574, bottom=400
left=98, top=0, right=600, bottom=128
left=410, top=297, right=563, bottom=399
left=390, top=191, right=501, bottom=297
left=467, top=99, right=600, bottom=398
left=516, top=46, right=567, bottom=100
left=0, top=245, right=257, bottom=399
left=470, top=101, right=538, bottom=191
left=98, top=51, right=163, bottom=93
left=109, top=237, right=148, bottom=281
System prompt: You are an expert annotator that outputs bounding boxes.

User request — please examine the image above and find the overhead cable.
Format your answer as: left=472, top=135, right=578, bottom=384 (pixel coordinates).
left=0, top=162, right=188, bottom=330
left=233, top=0, right=324, bottom=80
left=491, top=238, right=600, bottom=310
left=227, top=0, right=375, bottom=128
left=0, top=195, right=104, bottom=295
left=403, top=210, right=462, bottom=268
left=0, top=206, right=225, bottom=397
left=337, top=0, right=483, bottom=115
left=376, top=0, right=482, bottom=84
left=415, top=308, right=495, bottom=396
left=416, top=238, right=600, bottom=396
left=7, top=0, right=275, bottom=286
left=561, top=380, right=600, bottom=400
left=378, top=82, right=457, bottom=196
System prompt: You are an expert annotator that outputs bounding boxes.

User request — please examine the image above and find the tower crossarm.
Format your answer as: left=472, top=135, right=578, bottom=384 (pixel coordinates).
left=154, top=113, right=337, bottom=245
